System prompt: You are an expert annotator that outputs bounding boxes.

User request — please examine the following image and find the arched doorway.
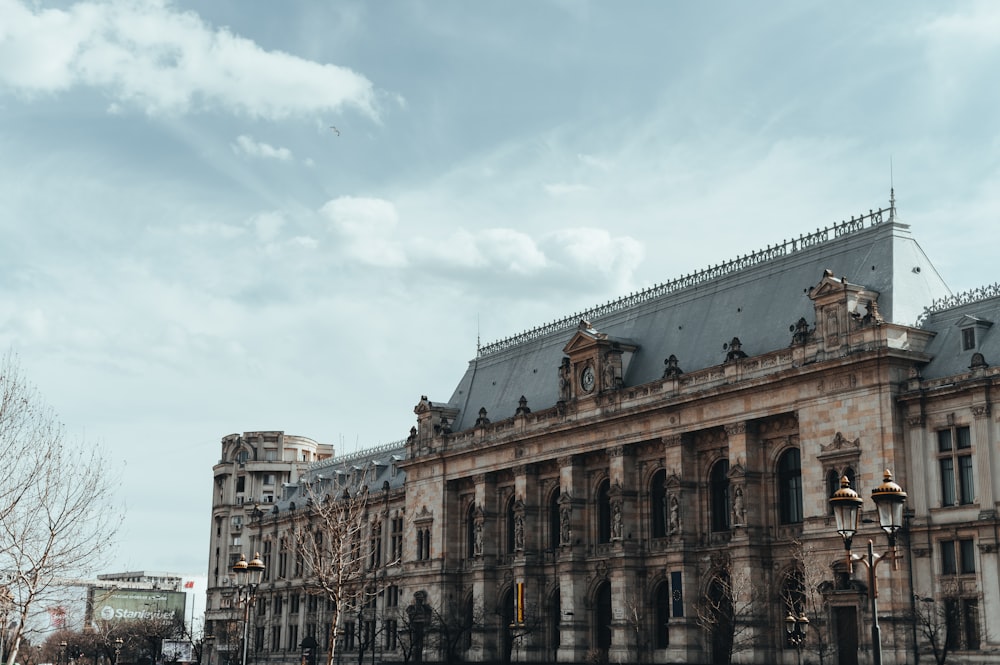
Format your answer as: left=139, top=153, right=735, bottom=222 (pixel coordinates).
left=707, top=575, right=734, bottom=665
left=500, top=587, right=515, bottom=663
left=594, top=581, right=612, bottom=657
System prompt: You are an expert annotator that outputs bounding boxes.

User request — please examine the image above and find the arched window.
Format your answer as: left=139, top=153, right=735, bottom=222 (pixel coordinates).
left=594, top=581, right=612, bottom=651
left=778, top=448, right=803, bottom=524
left=548, top=489, right=561, bottom=550
left=710, top=460, right=730, bottom=532
left=654, top=581, right=670, bottom=648
left=466, top=502, right=476, bottom=560
left=506, top=496, right=516, bottom=554
left=650, top=469, right=667, bottom=538
left=547, top=588, right=561, bottom=656
left=596, top=479, right=611, bottom=544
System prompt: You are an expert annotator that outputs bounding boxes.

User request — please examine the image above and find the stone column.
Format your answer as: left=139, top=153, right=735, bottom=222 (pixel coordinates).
left=468, top=473, right=497, bottom=661
left=556, top=455, right=589, bottom=662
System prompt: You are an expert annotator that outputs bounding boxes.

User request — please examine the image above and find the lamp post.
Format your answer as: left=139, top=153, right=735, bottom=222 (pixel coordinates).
left=785, top=612, right=809, bottom=665
left=231, top=553, right=265, bottom=665
left=60, top=641, right=67, bottom=665
left=113, top=638, right=123, bottom=665
left=829, top=469, right=907, bottom=665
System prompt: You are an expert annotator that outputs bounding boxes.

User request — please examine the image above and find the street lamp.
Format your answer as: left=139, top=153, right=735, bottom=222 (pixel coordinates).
left=829, top=470, right=907, bottom=665
left=113, top=638, right=123, bottom=665
left=231, top=552, right=265, bottom=665
left=785, top=612, right=809, bottom=665
left=60, top=641, right=67, bottom=665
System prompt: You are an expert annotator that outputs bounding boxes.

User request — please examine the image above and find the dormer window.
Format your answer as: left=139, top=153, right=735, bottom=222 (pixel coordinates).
left=957, top=315, right=992, bottom=353
left=962, top=327, right=976, bottom=351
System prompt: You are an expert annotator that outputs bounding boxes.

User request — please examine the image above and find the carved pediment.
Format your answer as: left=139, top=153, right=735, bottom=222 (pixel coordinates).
left=560, top=322, right=639, bottom=399
left=817, top=432, right=862, bottom=463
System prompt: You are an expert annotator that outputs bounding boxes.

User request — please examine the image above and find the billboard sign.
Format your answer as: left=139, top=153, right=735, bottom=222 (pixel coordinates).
left=89, top=588, right=185, bottom=624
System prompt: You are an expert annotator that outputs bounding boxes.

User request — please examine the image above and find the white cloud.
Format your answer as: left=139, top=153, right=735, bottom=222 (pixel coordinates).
left=321, top=196, right=407, bottom=268
left=0, top=0, right=379, bottom=119
left=251, top=211, right=286, bottom=242
left=178, top=222, right=245, bottom=239
left=233, top=135, right=293, bottom=161
left=544, top=182, right=589, bottom=196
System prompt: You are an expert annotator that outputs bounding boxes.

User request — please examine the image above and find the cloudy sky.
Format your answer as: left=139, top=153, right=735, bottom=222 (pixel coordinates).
left=2, top=1, right=999, bottom=577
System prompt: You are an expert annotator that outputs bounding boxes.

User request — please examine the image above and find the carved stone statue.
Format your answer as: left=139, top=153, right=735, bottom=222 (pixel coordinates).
left=732, top=486, right=745, bottom=526
left=559, top=503, right=571, bottom=545
left=668, top=495, right=679, bottom=535
left=514, top=512, right=524, bottom=551
left=473, top=519, right=483, bottom=557
left=611, top=499, right=623, bottom=540
left=558, top=357, right=571, bottom=401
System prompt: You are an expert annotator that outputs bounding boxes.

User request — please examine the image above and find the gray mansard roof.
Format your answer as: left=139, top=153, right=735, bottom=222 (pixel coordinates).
left=916, top=287, right=1000, bottom=379
left=446, top=207, right=951, bottom=432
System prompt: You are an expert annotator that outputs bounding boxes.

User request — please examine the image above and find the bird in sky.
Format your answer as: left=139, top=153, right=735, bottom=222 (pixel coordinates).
left=330, top=126, right=340, bottom=136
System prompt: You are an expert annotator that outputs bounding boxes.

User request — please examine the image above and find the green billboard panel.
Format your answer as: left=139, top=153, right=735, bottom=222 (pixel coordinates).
left=89, top=588, right=186, bottom=624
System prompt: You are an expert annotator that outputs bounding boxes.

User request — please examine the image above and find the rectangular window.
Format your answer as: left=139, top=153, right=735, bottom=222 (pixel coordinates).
left=938, top=426, right=974, bottom=506
left=288, top=624, right=298, bottom=651
left=290, top=594, right=300, bottom=614
left=941, top=539, right=975, bottom=575
left=270, top=626, right=281, bottom=651
left=384, top=619, right=398, bottom=650
left=387, top=585, right=399, bottom=608
left=274, top=595, right=284, bottom=615
left=960, top=538, right=976, bottom=574
left=941, top=540, right=957, bottom=575
left=962, top=327, right=976, bottom=351
left=254, top=627, right=264, bottom=653
left=344, top=621, right=356, bottom=650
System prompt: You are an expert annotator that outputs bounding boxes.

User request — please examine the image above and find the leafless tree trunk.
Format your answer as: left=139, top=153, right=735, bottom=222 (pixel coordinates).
left=289, top=467, right=381, bottom=665
left=621, top=588, right=648, bottom=664
left=0, top=352, right=121, bottom=665
left=786, top=540, right=833, bottom=665
left=695, top=554, right=757, bottom=664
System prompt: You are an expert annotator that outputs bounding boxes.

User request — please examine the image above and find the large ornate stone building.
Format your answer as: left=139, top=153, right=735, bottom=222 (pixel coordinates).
left=205, top=201, right=1000, bottom=665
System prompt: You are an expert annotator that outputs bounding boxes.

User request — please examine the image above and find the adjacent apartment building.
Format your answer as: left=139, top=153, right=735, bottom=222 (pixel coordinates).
left=204, top=201, right=1000, bottom=665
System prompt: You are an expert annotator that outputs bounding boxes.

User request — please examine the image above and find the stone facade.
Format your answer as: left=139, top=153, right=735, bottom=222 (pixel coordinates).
left=204, top=207, right=1000, bottom=665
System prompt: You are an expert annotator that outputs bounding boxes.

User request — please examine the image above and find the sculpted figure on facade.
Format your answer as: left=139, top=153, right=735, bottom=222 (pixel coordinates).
left=558, top=357, right=571, bottom=401
left=603, top=352, right=617, bottom=391
left=611, top=498, right=623, bottom=539
left=559, top=493, right=572, bottom=545
left=668, top=495, right=680, bottom=535
left=732, top=486, right=745, bottom=526
left=513, top=499, right=525, bottom=551
left=473, top=507, right=484, bottom=557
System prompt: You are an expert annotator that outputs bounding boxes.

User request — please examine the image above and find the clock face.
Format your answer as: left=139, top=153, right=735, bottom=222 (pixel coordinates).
left=581, top=366, right=596, bottom=392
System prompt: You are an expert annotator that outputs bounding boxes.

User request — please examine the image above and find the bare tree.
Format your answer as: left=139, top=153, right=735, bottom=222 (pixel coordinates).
left=910, top=589, right=968, bottom=665
left=621, top=588, right=649, bottom=664
left=0, top=352, right=121, bottom=665
left=695, top=554, right=757, bottom=664
left=288, top=468, right=382, bottom=665
left=784, top=540, right=833, bottom=665
left=394, top=592, right=482, bottom=665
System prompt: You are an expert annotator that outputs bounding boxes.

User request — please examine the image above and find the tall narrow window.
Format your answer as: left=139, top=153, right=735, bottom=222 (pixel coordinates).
left=654, top=581, right=670, bottom=648
left=939, top=426, right=974, bottom=506
left=650, top=469, right=667, bottom=538
left=548, top=489, right=561, bottom=549
left=710, top=460, right=730, bottom=532
left=466, top=503, right=477, bottom=559
left=596, top=479, right=611, bottom=544
left=506, top=496, right=516, bottom=554
left=778, top=449, right=803, bottom=524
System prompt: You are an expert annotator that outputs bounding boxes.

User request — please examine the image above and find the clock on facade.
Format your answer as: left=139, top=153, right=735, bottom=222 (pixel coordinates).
left=581, top=365, right=596, bottom=393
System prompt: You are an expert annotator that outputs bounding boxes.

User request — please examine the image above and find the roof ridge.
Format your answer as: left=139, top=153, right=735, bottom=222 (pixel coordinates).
left=920, top=283, right=1000, bottom=320
left=478, top=204, right=892, bottom=357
